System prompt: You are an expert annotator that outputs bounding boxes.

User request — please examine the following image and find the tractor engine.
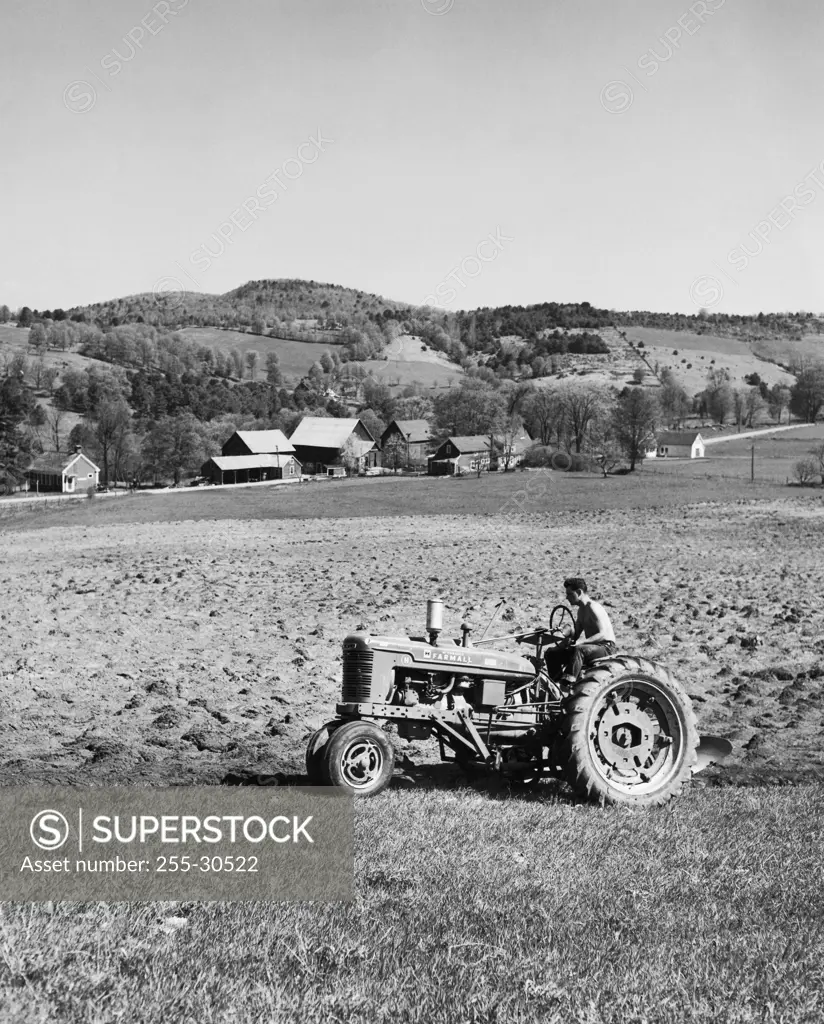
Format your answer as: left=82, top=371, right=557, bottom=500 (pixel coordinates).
left=340, top=602, right=538, bottom=717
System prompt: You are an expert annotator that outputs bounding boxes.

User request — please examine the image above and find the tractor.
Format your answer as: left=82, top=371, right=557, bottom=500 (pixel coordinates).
left=306, top=600, right=730, bottom=806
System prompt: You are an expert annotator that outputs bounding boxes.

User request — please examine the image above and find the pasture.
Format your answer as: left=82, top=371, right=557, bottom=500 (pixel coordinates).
left=1, top=787, right=822, bottom=1023
left=620, top=326, right=797, bottom=394
left=643, top=423, right=824, bottom=485
left=178, top=327, right=337, bottom=382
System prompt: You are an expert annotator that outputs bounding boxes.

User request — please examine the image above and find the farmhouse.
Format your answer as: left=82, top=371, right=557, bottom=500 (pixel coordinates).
left=200, top=429, right=301, bottom=485
left=26, top=447, right=100, bottom=493
left=380, top=419, right=434, bottom=468
left=656, top=431, right=705, bottom=459
left=428, top=427, right=534, bottom=476
left=289, top=416, right=379, bottom=475
left=429, top=436, right=493, bottom=475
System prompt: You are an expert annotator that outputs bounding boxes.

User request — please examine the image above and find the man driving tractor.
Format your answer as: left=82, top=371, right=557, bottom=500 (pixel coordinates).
left=545, top=577, right=617, bottom=685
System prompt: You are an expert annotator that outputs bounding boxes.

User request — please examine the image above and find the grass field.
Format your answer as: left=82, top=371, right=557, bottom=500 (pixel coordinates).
left=1, top=786, right=822, bottom=1023
left=642, top=423, right=824, bottom=485
left=178, top=328, right=338, bottom=381
left=0, top=469, right=795, bottom=531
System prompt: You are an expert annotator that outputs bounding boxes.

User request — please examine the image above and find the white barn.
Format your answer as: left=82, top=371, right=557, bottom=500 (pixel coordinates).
left=656, top=431, right=705, bottom=459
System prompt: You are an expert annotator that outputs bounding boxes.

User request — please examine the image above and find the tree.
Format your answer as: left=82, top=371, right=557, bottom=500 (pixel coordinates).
left=793, top=457, right=818, bottom=485
left=382, top=434, right=408, bottom=473
left=810, top=442, right=824, bottom=481
left=93, top=399, right=132, bottom=486
left=245, top=350, right=259, bottom=381
left=0, top=305, right=10, bottom=323
left=28, top=323, right=48, bottom=357
left=743, top=386, right=766, bottom=428
left=359, top=408, right=385, bottom=444
left=557, top=383, right=606, bottom=453
left=142, top=413, right=208, bottom=485
left=265, top=352, right=283, bottom=386
left=362, top=378, right=394, bottom=423
left=46, top=406, right=65, bottom=451
left=768, top=385, right=792, bottom=424
left=17, top=307, right=33, bottom=328
left=613, top=387, right=659, bottom=470
left=658, top=379, right=690, bottom=428
left=229, top=348, right=244, bottom=379
left=523, top=387, right=566, bottom=447
left=790, top=364, right=824, bottom=423
left=432, top=378, right=506, bottom=438
left=585, top=417, right=623, bottom=477
left=0, top=373, right=37, bottom=490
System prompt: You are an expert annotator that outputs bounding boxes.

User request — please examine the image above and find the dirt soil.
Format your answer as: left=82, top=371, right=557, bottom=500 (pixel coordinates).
left=1, top=497, right=823, bottom=790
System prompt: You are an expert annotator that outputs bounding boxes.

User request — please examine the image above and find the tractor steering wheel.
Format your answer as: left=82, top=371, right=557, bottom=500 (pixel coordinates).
left=548, top=604, right=575, bottom=645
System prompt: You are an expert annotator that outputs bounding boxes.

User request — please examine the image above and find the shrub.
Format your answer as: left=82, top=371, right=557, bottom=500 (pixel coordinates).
left=793, top=458, right=819, bottom=485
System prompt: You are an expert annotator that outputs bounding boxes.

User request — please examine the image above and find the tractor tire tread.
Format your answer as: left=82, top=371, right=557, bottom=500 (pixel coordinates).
left=558, top=654, right=698, bottom=807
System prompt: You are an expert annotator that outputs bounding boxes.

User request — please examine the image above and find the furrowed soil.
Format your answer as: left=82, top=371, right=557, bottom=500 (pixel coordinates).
left=2, top=479, right=824, bottom=1023
left=1, top=478, right=823, bottom=787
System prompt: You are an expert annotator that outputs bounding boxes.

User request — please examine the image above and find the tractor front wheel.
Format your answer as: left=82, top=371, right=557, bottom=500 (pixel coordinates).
left=559, top=656, right=698, bottom=806
left=321, top=721, right=396, bottom=797
left=305, top=721, right=341, bottom=783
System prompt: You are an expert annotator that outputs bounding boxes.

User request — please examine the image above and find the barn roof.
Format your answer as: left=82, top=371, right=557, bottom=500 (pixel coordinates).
left=657, top=431, right=703, bottom=446
left=232, top=429, right=295, bottom=454
left=206, top=454, right=300, bottom=471
left=289, top=416, right=375, bottom=448
left=27, top=451, right=100, bottom=474
left=442, top=436, right=493, bottom=453
left=384, top=419, right=432, bottom=444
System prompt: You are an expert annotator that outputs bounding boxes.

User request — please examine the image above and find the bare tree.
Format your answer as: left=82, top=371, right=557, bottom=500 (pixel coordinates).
left=557, top=383, right=606, bottom=453
left=585, top=417, right=623, bottom=477
left=46, top=407, right=65, bottom=451
left=93, top=399, right=132, bottom=486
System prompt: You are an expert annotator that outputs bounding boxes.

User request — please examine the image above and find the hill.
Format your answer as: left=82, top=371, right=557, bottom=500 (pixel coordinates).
left=64, top=279, right=415, bottom=333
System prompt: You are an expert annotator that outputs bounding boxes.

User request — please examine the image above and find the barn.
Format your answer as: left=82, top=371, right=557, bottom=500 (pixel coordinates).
left=26, top=448, right=100, bottom=493
left=656, top=431, right=705, bottom=459
left=200, top=429, right=302, bottom=485
left=200, top=453, right=301, bottom=486
left=220, top=429, right=294, bottom=458
left=289, top=417, right=379, bottom=475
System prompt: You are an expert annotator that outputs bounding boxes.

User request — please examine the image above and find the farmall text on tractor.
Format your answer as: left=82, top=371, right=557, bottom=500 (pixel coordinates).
left=307, top=600, right=732, bottom=806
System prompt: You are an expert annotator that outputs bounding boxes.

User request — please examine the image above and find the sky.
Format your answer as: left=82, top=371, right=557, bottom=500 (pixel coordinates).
left=2, top=0, right=823, bottom=316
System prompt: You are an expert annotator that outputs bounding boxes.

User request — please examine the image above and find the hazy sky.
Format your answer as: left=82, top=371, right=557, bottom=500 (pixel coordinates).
left=2, top=0, right=823, bottom=315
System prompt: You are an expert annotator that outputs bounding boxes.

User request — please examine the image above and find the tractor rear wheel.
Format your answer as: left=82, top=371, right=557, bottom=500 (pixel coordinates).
left=559, top=656, right=698, bottom=806
left=321, top=721, right=396, bottom=797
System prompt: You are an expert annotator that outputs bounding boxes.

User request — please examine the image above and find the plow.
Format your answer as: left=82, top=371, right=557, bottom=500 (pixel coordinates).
left=307, top=600, right=732, bottom=806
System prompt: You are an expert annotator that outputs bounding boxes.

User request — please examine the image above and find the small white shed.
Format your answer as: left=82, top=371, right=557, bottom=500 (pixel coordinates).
left=656, top=431, right=705, bottom=459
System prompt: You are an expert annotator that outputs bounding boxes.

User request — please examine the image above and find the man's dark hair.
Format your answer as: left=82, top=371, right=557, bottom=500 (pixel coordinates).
left=564, top=577, right=588, bottom=594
